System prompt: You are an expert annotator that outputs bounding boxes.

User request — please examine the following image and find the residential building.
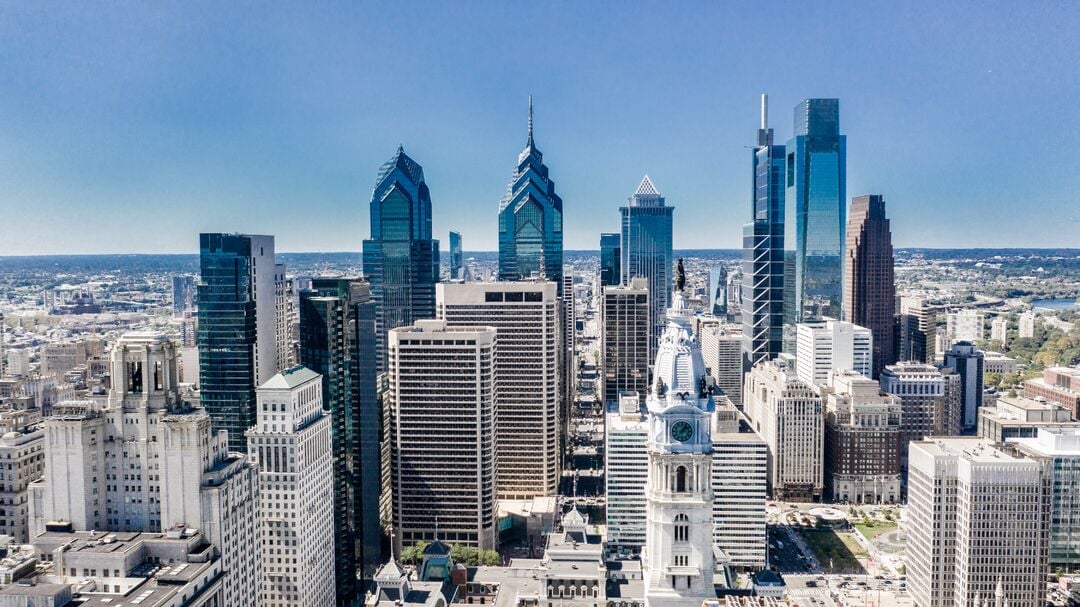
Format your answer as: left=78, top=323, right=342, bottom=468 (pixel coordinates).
left=881, top=362, right=961, bottom=468
left=298, top=278, right=381, bottom=593
left=743, top=355, right=824, bottom=501
left=990, top=316, right=1007, bottom=344
left=907, top=438, right=1049, bottom=607
left=498, top=98, right=563, bottom=287
left=794, top=320, right=872, bottom=387
left=600, top=233, right=621, bottom=287
left=601, top=278, right=650, bottom=405
left=0, top=428, right=44, bottom=542
left=899, top=296, right=937, bottom=364
left=1019, top=310, right=1036, bottom=338
left=362, top=146, right=440, bottom=372
left=1024, top=366, right=1080, bottom=417
left=387, top=320, right=498, bottom=553
left=449, top=230, right=464, bottom=280
left=275, top=263, right=293, bottom=371
left=946, top=309, right=985, bottom=345
left=843, top=194, right=896, bottom=378
left=699, top=321, right=743, bottom=406
left=783, top=99, right=846, bottom=330
left=620, top=175, right=673, bottom=360
left=823, top=371, right=901, bottom=503
left=437, top=281, right=559, bottom=499
left=977, top=394, right=1080, bottom=442
left=197, top=232, right=277, bottom=453
left=943, top=342, right=984, bottom=432
left=249, top=366, right=336, bottom=607
left=741, top=95, right=786, bottom=369
left=172, top=274, right=195, bottom=317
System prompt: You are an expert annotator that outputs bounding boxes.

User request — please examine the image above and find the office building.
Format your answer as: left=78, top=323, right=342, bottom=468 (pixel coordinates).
left=1024, top=366, right=1080, bottom=417
left=275, top=263, right=293, bottom=371
left=41, top=339, right=102, bottom=378
left=605, top=393, right=649, bottom=549
left=498, top=98, right=563, bottom=286
left=741, top=96, right=787, bottom=369
left=710, top=398, right=768, bottom=569
left=709, top=266, right=728, bottom=316
left=387, top=320, right=498, bottom=553
left=743, top=355, right=824, bottom=501
left=977, top=395, right=1080, bottom=442
left=7, top=348, right=30, bottom=378
left=198, top=232, right=277, bottom=452
left=600, top=233, right=621, bottom=287
left=298, top=278, right=381, bottom=593
left=437, top=281, right=559, bottom=499
left=946, top=309, right=985, bottom=345
left=794, top=320, right=873, bottom=387
left=32, top=332, right=262, bottom=607
left=0, top=427, right=44, bottom=542
left=699, top=321, right=743, bottom=406
left=362, top=146, right=440, bottom=372
left=1010, top=428, right=1080, bottom=570
left=172, top=274, right=195, bottom=317
left=990, top=316, right=1007, bottom=344
left=907, top=438, right=1049, bottom=607
left=880, top=362, right=961, bottom=467
left=561, top=271, right=576, bottom=459
left=943, top=342, right=984, bottom=432
left=783, top=99, right=846, bottom=329
left=823, top=371, right=901, bottom=503
left=620, top=175, right=673, bottom=360
left=843, top=194, right=895, bottom=378
left=601, top=278, right=650, bottom=405
left=899, top=296, right=937, bottom=364
left=249, top=367, right=336, bottom=607
left=1019, top=310, right=1036, bottom=338
left=449, top=230, right=464, bottom=280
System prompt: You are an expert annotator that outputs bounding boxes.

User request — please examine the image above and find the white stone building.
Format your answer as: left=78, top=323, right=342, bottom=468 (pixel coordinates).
left=699, top=321, right=743, bottom=406
left=794, top=320, right=872, bottom=387
left=946, top=309, right=986, bottom=345
left=710, top=398, right=767, bottom=568
left=605, top=393, right=650, bottom=549
left=249, top=366, right=336, bottom=607
left=990, top=316, right=1007, bottom=344
left=0, top=427, right=44, bottom=542
left=880, top=362, right=961, bottom=468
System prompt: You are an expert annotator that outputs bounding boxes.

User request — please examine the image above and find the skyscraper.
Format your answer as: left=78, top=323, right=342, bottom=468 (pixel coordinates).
left=197, top=232, right=277, bottom=453
left=498, top=98, right=563, bottom=286
left=794, top=319, right=873, bottom=387
left=783, top=99, right=846, bottom=332
left=275, top=262, right=293, bottom=371
left=899, top=296, right=937, bottom=363
left=601, top=278, right=650, bottom=405
left=599, top=232, right=621, bottom=287
left=172, top=275, right=195, bottom=317
left=250, top=366, right=336, bottom=607
left=620, top=175, right=673, bottom=360
left=843, top=194, right=896, bottom=378
left=298, top=278, right=380, bottom=597
left=449, top=230, right=463, bottom=280
left=437, top=281, right=559, bottom=499
left=708, top=266, right=728, bottom=316
left=943, top=341, right=985, bottom=432
left=362, top=146, right=440, bottom=372
left=823, top=371, right=902, bottom=503
left=742, top=94, right=786, bottom=369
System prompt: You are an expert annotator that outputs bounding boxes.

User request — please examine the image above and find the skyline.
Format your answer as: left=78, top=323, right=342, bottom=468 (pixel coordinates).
left=2, top=2, right=1079, bottom=255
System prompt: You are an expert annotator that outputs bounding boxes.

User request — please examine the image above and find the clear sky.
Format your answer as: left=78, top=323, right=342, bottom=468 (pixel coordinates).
left=1, top=1, right=1078, bottom=255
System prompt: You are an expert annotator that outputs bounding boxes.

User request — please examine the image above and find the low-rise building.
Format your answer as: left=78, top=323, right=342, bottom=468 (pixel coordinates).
left=981, top=351, right=1018, bottom=375
left=977, top=395, right=1080, bottom=443
left=1024, top=366, right=1080, bottom=418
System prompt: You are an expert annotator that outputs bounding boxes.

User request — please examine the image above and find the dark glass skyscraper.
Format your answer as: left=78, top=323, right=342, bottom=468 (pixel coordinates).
left=298, top=278, right=380, bottom=602
left=362, top=146, right=439, bottom=371
left=742, top=94, right=786, bottom=368
left=498, top=98, right=563, bottom=286
left=783, top=99, right=846, bottom=336
left=449, top=230, right=463, bottom=280
left=600, top=232, right=621, bottom=287
left=197, top=233, right=277, bottom=453
left=844, top=194, right=896, bottom=378
left=620, top=175, right=673, bottom=361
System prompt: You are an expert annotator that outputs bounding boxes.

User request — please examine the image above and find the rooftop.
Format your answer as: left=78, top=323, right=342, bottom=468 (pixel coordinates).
left=259, top=365, right=321, bottom=390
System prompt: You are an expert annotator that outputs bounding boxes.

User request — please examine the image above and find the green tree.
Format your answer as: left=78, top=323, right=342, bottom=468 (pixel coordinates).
left=401, top=541, right=429, bottom=565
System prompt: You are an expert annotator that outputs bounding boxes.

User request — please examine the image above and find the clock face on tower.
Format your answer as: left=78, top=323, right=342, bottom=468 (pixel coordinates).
left=671, top=420, right=694, bottom=443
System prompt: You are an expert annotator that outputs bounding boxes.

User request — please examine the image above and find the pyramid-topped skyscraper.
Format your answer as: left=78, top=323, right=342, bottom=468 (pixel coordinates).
left=621, top=174, right=674, bottom=362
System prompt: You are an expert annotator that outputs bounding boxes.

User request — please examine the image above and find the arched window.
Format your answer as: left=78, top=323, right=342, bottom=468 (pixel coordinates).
left=674, top=513, right=689, bottom=543
left=675, top=466, right=688, bottom=493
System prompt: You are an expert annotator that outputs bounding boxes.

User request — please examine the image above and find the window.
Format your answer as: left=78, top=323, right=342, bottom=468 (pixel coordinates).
left=675, top=466, right=688, bottom=493
left=674, top=514, right=689, bottom=543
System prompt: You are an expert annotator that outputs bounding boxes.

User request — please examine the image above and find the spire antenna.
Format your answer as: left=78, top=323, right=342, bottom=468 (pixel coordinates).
left=761, top=93, right=768, bottom=130
left=527, top=95, right=534, bottom=144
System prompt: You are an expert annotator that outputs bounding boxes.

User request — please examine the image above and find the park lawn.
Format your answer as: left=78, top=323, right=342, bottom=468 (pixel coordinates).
left=853, top=520, right=898, bottom=541
left=799, top=528, right=866, bottom=572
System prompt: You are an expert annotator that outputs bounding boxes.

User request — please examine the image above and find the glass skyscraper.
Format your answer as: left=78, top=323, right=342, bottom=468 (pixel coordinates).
left=449, top=230, right=463, bottom=280
left=298, top=278, right=380, bottom=602
left=742, top=94, right=787, bottom=368
left=362, top=146, right=439, bottom=371
left=620, top=175, right=673, bottom=361
left=498, top=98, right=563, bottom=287
left=783, top=98, right=846, bottom=337
left=197, top=232, right=277, bottom=453
left=600, top=232, right=621, bottom=287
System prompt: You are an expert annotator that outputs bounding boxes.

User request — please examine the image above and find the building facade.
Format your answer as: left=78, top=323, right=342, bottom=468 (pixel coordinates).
left=899, top=296, right=937, bottom=364
left=794, top=320, right=873, bottom=387
left=601, top=278, right=650, bottom=405
left=275, top=263, right=293, bottom=372
left=823, top=371, right=901, bottom=503
left=942, top=342, right=984, bottom=432
left=843, top=194, right=895, bottom=378
left=946, top=309, right=986, bottom=345
left=600, top=233, right=621, bottom=287
left=699, top=321, right=744, bottom=406
left=605, top=393, right=650, bottom=549
left=620, top=176, right=673, bottom=361
left=1011, top=428, right=1080, bottom=570
left=449, top=231, right=464, bottom=280
left=1024, top=366, right=1080, bottom=418
left=880, top=362, right=960, bottom=469
left=0, top=428, right=44, bottom=542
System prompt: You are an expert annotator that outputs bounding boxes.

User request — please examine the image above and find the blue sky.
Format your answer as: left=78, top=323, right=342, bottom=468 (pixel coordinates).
left=1, top=1, right=1077, bottom=255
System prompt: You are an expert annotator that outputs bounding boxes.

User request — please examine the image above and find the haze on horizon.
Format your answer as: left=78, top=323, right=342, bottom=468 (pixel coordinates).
left=1, top=2, right=1078, bottom=256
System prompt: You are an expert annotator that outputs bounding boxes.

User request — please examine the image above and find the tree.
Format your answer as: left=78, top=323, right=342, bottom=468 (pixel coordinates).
left=401, top=541, right=429, bottom=565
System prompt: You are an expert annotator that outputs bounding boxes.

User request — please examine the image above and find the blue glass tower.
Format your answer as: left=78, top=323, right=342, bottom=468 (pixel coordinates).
left=783, top=99, right=846, bottom=335
left=742, top=95, right=787, bottom=368
left=498, top=98, right=563, bottom=287
left=620, top=175, right=673, bottom=362
left=362, top=146, right=439, bottom=371
left=299, top=278, right=380, bottom=601
left=600, top=232, right=621, bottom=287
left=708, top=266, right=728, bottom=316
left=449, top=230, right=463, bottom=280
